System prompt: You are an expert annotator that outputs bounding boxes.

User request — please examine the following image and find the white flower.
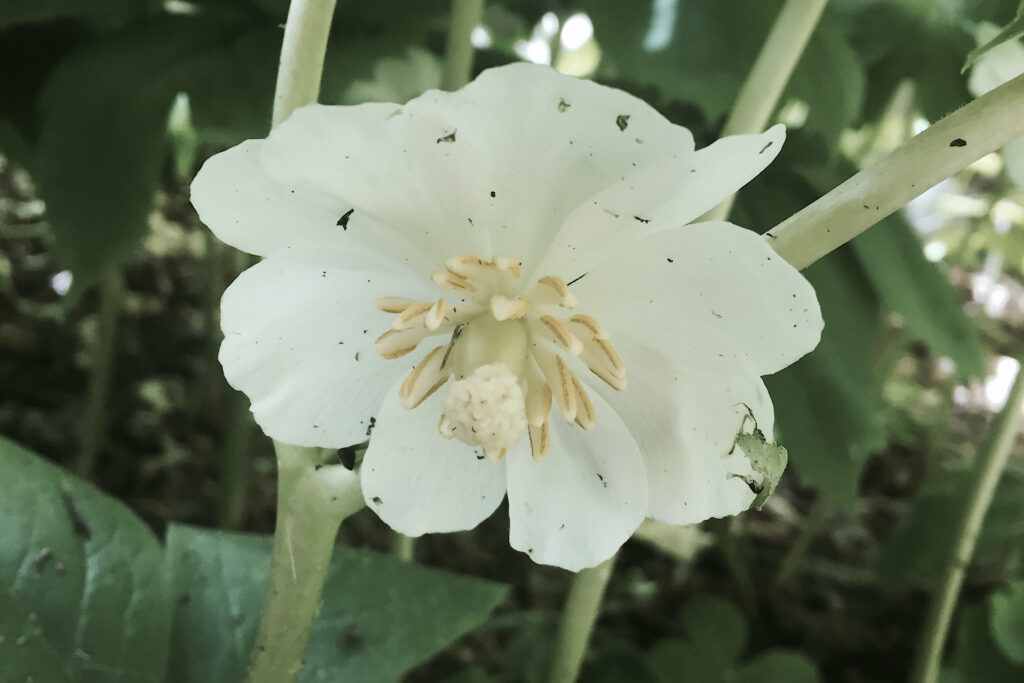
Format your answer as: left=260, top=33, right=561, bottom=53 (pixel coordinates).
left=968, top=23, right=1024, bottom=187
left=191, top=64, right=822, bottom=571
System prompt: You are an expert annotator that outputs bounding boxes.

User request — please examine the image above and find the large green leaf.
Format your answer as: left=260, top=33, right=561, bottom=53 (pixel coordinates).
left=166, top=524, right=509, bottom=683
left=989, top=580, right=1024, bottom=664
left=766, top=250, right=886, bottom=511
left=581, top=0, right=864, bottom=146
left=0, top=590, right=72, bottom=682
left=0, top=436, right=172, bottom=682
left=955, top=601, right=1024, bottom=682
left=850, top=213, right=985, bottom=378
left=37, top=18, right=230, bottom=299
left=877, top=467, right=1024, bottom=591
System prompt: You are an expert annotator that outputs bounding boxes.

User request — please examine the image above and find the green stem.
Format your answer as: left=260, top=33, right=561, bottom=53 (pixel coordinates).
left=75, top=270, right=124, bottom=479
left=768, top=72, right=1024, bottom=270
left=441, top=0, right=485, bottom=91
left=772, top=498, right=826, bottom=589
left=248, top=444, right=365, bottom=683
left=217, top=389, right=257, bottom=529
left=392, top=533, right=416, bottom=562
left=546, top=555, right=617, bottom=683
left=704, top=0, right=828, bottom=221
left=909, top=356, right=1024, bottom=683
left=272, top=0, right=339, bottom=127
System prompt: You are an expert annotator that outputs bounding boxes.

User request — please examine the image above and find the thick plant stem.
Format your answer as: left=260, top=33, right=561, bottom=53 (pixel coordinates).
left=248, top=444, right=364, bottom=683
left=768, top=72, right=1024, bottom=270
left=272, top=0, right=338, bottom=127
left=441, top=0, right=485, bottom=91
left=909, top=357, right=1024, bottom=683
left=705, top=0, right=828, bottom=221
left=75, top=270, right=124, bottom=478
left=392, top=533, right=416, bottom=562
left=546, top=555, right=617, bottom=683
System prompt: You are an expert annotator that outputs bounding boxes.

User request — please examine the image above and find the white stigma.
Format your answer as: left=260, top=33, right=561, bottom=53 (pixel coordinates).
left=439, top=363, right=527, bottom=462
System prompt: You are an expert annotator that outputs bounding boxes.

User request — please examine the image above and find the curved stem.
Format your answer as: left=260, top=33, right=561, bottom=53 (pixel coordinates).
left=441, top=0, right=485, bottom=91
left=704, top=0, right=828, bottom=221
left=272, top=0, right=338, bottom=127
left=909, top=357, right=1024, bottom=683
left=247, top=444, right=365, bottom=683
left=545, top=555, right=617, bottom=683
left=75, top=270, right=124, bottom=478
left=768, top=72, right=1024, bottom=270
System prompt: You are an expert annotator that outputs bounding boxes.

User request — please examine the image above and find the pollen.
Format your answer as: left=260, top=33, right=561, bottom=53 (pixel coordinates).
left=375, top=253, right=627, bottom=462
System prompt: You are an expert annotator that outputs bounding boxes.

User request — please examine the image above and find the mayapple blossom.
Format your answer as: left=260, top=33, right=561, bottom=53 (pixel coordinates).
left=191, top=63, right=822, bottom=571
left=968, top=23, right=1024, bottom=187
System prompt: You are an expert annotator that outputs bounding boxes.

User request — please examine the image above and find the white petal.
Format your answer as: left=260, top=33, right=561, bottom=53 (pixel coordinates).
left=1003, top=135, right=1024, bottom=187
left=572, top=221, right=822, bottom=376
left=262, top=63, right=696, bottom=270
left=533, top=125, right=785, bottom=280
left=219, top=243, right=437, bottom=447
left=505, top=390, right=647, bottom=571
left=361, top=378, right=507, bottom=535
left=586, top=338, right=770, bottom=525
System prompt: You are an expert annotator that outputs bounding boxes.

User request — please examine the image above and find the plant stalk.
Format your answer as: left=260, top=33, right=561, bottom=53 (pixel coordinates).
left=75, top=270, right=124, bottom=479
left=546, top=555, right=617, bottom=683
left=441, top=0, right=485, bottom=91
left=272, top=0, right=338, bottom=127
left=909, top=357, right=1024, bottom=683
left=704, top=0, right=828, bottom=221
left=768, top=72, right=1024, bottom=270
left=248, top=444, right=365, bottom=683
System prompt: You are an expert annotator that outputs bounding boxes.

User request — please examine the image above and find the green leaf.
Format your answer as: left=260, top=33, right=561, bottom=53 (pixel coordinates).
left=37, top=19, right=234, bottom=299
left=681, top=595, right=747, bottom=664
left=846, top=3, right=973, bottom=122
left=766, top=250, right=886, bottom=511
left=877, top=467, right=1024, bottom=591
left=964, top=1, right=1024, bottom=71
left=0, top=589, right=72, bottom=682
left=850, top=213, right=985, bottom=378
left=990, top=580, right=1024, bottom=663
left=0, top=435, right=172, bottom=682
left=955, top=601, right=1024, bottom=682
left=581, top=0, right=864, bottom=146
left=165, top=524, right=509, bottom=683
left=0, top=0, right=157, bottom=31
left=735, top=650, right=822, bottom=683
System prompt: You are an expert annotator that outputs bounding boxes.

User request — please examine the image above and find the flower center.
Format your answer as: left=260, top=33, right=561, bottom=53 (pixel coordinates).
left=374, top=254, right=626, bottom=462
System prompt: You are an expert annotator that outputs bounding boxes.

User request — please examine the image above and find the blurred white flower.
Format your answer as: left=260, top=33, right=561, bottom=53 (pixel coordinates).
left=968, top=23, right=1024, bottom=187
left=191, top=64, right=822, bottom=571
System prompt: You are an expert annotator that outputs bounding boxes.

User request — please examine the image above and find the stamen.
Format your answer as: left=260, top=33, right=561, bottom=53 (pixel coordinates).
left=490, top=255, right=522, bottom=278
left=490, top=293, right=531, bottom=321
left=399, top=345, right=451, bottom=408
left=567, top=314, right=610, bottom=340
left=532, top=315, right=583, bottom=355
left=570, top=374, right=596, bottom=430
left=391, top=302, right=433, bottom=330
left=375, top=319, right=458, bottom=359
left=483, top=447, right=507, bottom=463
left=524, top=360, right=552, bottom=427
left=431, top=269, right=478, bottom=295
left=526, top=275, right=579, bottom=308
left=528, top=421, right=550, bottom=461
left=425, top=298, right=448, bottom=331
left=377, top=252, right=627, bottom=462
left=532, top=343, right=577, bottom=422
left=375, top=296, right=419, bottom=313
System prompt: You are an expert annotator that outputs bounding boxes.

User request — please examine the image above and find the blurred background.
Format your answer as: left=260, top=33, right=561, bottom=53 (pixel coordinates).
left=2, top=0, right=1024, bottom=681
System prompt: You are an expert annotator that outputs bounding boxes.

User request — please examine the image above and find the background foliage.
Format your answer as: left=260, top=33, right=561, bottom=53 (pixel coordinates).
left=2, top=0, right=1024, bottom=681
